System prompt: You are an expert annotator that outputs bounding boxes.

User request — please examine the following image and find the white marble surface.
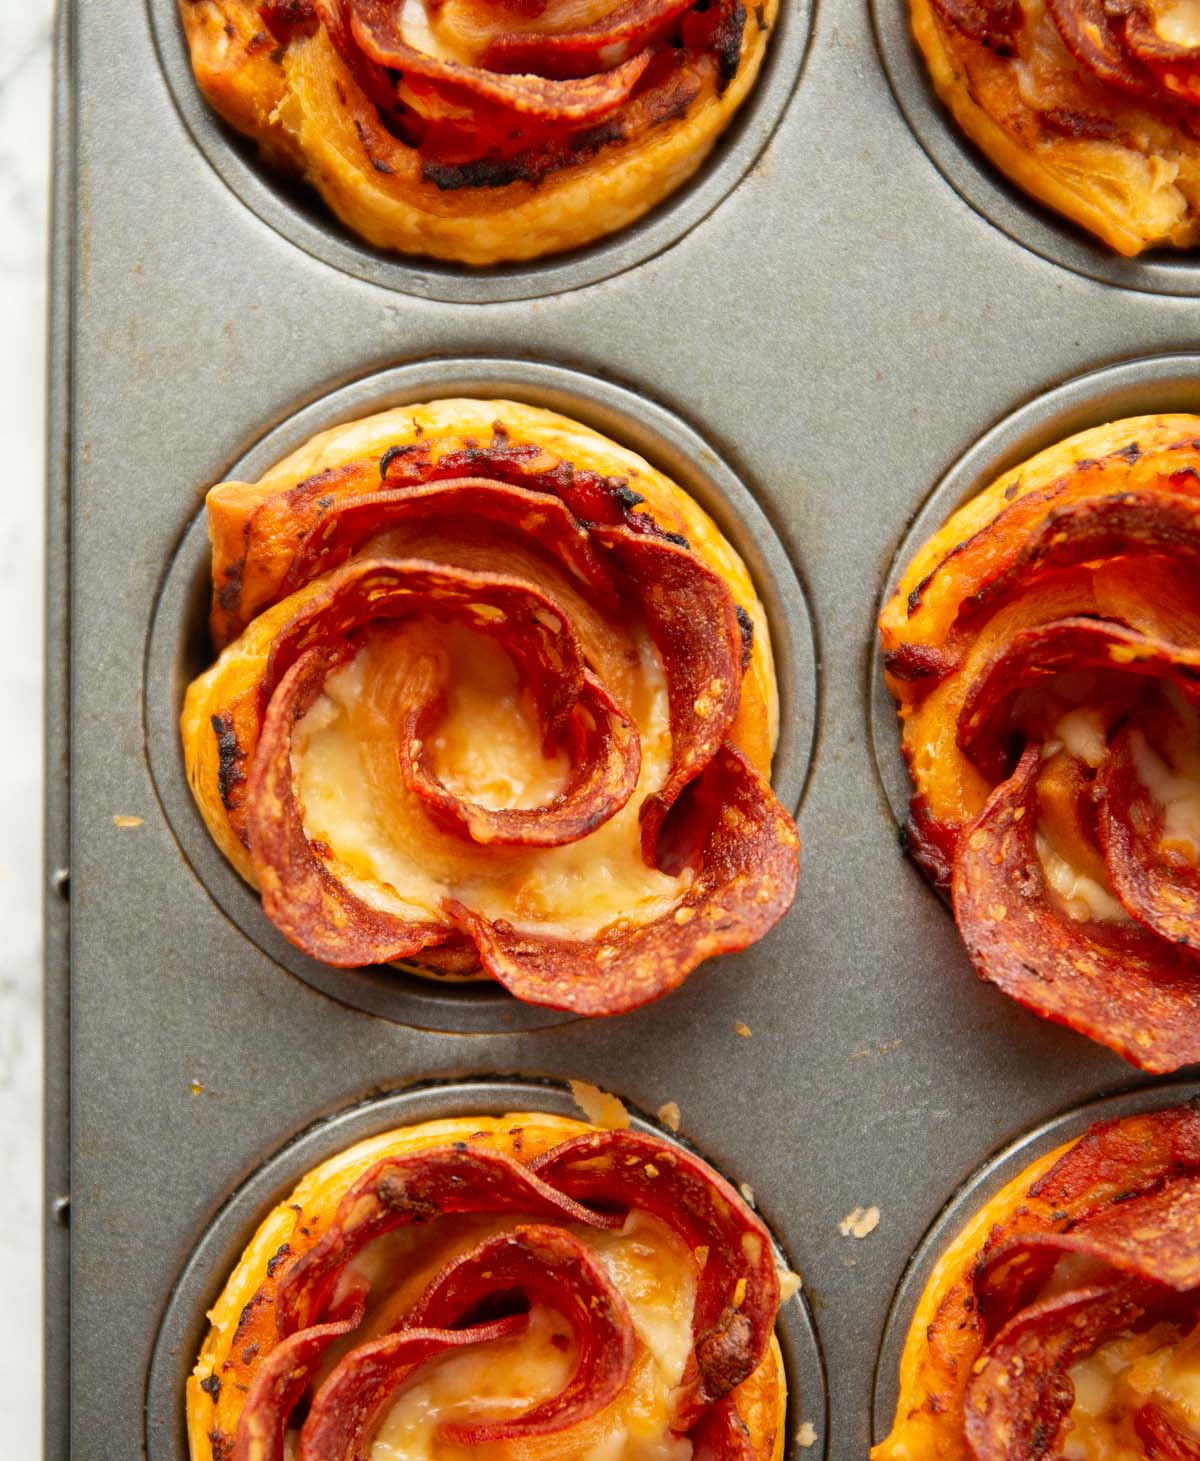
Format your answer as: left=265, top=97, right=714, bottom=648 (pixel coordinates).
left=0, top=2, right=53, bottom=1452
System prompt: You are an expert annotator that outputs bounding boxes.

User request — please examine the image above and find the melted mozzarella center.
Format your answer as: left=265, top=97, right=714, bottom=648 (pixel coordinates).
left=293, top=616, right=687, bottom=939
left=292, top=1212, right=699, bottom=1461
left=1064, top=1318, right=1200, bottom=1459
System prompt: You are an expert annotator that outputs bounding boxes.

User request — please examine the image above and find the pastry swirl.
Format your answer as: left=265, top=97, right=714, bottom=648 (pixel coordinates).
left=873, top=1099, right=1200, bottom=1460
left=178, top=0, right=776, bottom=263
left=880, top=415, right=1200, bottom=1071
left=181, top=398, right=798, bottom=1014
left=188, top=1112, right=788, bottom=1460
left=911, top=0, right=1200, bottom=254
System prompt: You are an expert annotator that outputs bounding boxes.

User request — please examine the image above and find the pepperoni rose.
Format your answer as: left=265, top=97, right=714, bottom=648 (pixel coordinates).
left=187, top=1112, right=788, bottom=1461
left=874, top=1099, right=1200, bottom=1460
left=178, top=0, right=776, bottom=263
left=181, top=397, right=797, bottom=1014
left=910, top=0, right=1200, bottom=254
left=880, top=415, right=1200, bottom=1071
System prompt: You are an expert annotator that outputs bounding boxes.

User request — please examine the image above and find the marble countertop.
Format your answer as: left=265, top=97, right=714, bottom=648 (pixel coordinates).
left=1, top=2, right=53, bottom=1451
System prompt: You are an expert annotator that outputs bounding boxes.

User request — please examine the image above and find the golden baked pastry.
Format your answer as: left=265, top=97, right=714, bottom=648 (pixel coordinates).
left=181, top=397, right=798, bottom=1014
left=911, top=0, right=1200, bottom=254
left=880, top=415, right=1200, bottom=1071
left=178, top=0, right=777, bottom=264
left=873, top=1098, right=1200, bottom=1460
left=188, top=1111, right=789, bottom=1460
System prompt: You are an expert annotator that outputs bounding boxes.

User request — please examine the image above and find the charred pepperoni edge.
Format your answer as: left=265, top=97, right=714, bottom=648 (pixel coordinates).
left=352, top=0, right=656, bottom=122
left=483, top=0, right=698, bottom=77
left=951, top=744, right=1200, bottom=1072
left=274, top=1145, right=619, bottom=1338
left=213, top=437, right=667, bottom=649
left=959, top=492, right=1200, bottom=625
left=956, top=615, right=1200, bottom=783
left=976, top=1180, right=1200, bottom=1328
left=529, top=1128, right=781, bottom=1407
left=588, top=524, right=744, bottom=866
left=255, top=0, right=753, bottom=186
left=444, top=741, right=799, bottom=1015
left=928, top=0, right=1021, bottom=54
left=1097, top=724, right=1200, bottom=949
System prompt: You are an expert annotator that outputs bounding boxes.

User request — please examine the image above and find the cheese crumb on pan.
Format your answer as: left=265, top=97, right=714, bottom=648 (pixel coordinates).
left=657, top=1100, right=682, bottom=1132
left=568, top=1079, right=630, bottom=1130
left=839, top=1205, right=881, bottom=1239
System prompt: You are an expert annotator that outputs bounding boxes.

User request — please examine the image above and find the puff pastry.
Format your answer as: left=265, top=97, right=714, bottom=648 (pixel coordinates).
left=873, top=1098, right=1200, bottom=1460
left=880, top=415, right=1200, bottom=1071
left=181, top=397, right=798, bottom=1014
left=911, top=0, right=1200, bottom=254
left=178, top=0, right=777, bottom=264
left=187, top=1110, right=788, bottom=1461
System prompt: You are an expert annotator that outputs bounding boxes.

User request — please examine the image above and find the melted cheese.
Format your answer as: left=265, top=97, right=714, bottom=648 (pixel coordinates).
left=1054, top=709, right=1109, bottom=770
left=294, top=616, right=687, bottom=940
left=1130, top=728, right=1200, bottom=860
left=1036, top=834, right=1130, bottom=923
left=1152, top=0, right=1200, bottom=48
left=293, top=1212, right=698, bottom=1461
left=1063, top=1320, right=1200, bottom=1459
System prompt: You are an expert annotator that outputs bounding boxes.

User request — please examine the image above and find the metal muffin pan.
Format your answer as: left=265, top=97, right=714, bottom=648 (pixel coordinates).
left=144, top=357, right=817, bottom=1035
left=144, top=1077, right=829, bottom=1459
left=48, top=0, right=1200, bottom=1455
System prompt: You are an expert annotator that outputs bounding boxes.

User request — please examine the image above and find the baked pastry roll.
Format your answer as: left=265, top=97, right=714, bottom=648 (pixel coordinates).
left=181, top=397, right=798, bottom=1014
left=178, top=0, right=777, bottom=264
left=880, top=414, right=1200, bottom=1071
left=911, top=0, right=1200, bottom=254
left=188, top=1111, right=788, bottom=1460
left=873, top=1098, right=1200, bottom=1460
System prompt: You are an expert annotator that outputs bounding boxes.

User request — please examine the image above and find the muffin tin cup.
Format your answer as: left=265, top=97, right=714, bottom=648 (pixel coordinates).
left=144, top=356, right=818, bottom=1033
left=871, top=1078, right=1200, bottom=1443
left=145, top=1077, right=829, bottom=1460
left=145, top=0, right=814, bottom=303
left=870, top=0, right=1200, bottom=295
left=52, top=0, right=1200, bottom=1454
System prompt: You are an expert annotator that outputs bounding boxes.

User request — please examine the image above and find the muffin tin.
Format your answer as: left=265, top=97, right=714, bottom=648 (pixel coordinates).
left=46, top=0, right=1200, bottom=1457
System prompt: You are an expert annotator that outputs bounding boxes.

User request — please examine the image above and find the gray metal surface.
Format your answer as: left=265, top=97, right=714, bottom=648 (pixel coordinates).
left=50, top=0, right=1200, bottom=1453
